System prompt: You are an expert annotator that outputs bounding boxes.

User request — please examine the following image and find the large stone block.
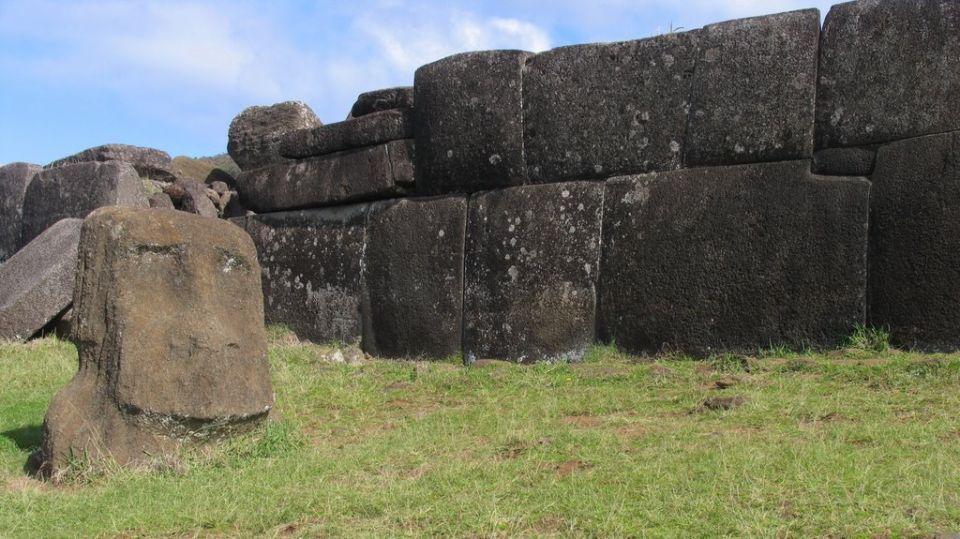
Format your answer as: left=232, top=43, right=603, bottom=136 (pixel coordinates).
left=816, top=0, right=960, bottom=148
left=599, top=161, right=869, bottom=356
left=523, top=31, right=699, bottom=183
left=228, top=101, right=323, bottom=171
left=280, top=109, right=413, bottom=158
left=348, top=86, right=414, bottom=119
left=414, top=50, right=531, bottom=195
left=464, top=182, right=603, bottom=362
left=236, top=140, right=413, bottom=213
left=38, top=208, right=271, bottom=477
left=46, top=143, right=177, bottom=183
left=684, top=9, right=819, bottom=166
left=362, top=196, right=466, bottom=359
left=21, top=161, right=148, bottom=246
left=0, top=219, right=81, bottom=341
left=0, top=162, right=41, bottom=261
left=240, top=204, right=369, bottom=344
left=868, top=132, right=960, bottom=351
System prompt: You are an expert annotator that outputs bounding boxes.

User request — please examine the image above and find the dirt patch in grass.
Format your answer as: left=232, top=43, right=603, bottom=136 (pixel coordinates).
left=496, top=437, right=551, bottom=460
left=555, top=460, right=595, bottom=476
left=614, top=424, right=647, bottom=439
left=560, top=414, right=605, bottom=428
left=704, top=376, right=740, bottom=390
left=699, top=395, right=747, bottom=412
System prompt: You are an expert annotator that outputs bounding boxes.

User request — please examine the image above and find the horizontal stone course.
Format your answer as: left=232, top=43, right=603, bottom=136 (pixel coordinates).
left=599, top=161, right=870, bottom=356
left=236, top=140, right=414, bottom=213
left=280, top=109, right=413, bottom=158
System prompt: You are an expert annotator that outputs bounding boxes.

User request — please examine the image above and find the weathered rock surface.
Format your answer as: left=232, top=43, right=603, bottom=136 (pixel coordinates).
left=868, top=131, right=960, bottom=351
left=363, top=196, right=466, bottom=358
left=599, top=161, right=870, bottom=356
left=464, top=182, right=603, bottom=362
left=21, top=161, right=148, bottom=246
left=236, top=140, right=413, bottom=212
left=0, top=163, right=41, bottom=261
left=414, top=50, right=531, bottom=195
left=348, top=86, right=414, bottom=119
left=812, top=147, right=876, bottom=176
left=238, top=205, right=369, bottom=344
left=523, top=31, right=699, bottom=182
left=38, top=208, right=272, bottom=477
left=46, top=144, right=177, bottom=183
left=173, top=177, right=219, bottom=218
left=148, top=192, right=175, bottom=210
left=228, top=101, right=322, bottom=171
left=816, top=0, right=960, bottom=148
left=280, top=109, right=413, bottom=158
left=685, top=9, right=819, bottom=166
left=0, top=219, right=82, bottom=342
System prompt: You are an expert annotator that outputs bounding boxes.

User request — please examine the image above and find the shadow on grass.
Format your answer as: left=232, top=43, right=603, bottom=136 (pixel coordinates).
left=1, top=425, right=42, bottom=452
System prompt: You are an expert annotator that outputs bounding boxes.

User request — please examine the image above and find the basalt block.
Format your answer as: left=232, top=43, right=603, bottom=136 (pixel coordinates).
left=816, top=0, right=960, bottom=148
left=21, top=161, right=148, bottom=246
left=362, top=196, right=466, bottom=358
left=280, top=109, right=413, bottom=158
left=414, top=50, right=532, bottom=195
left=868, top=131, right=960, bottom=351
left=0, top=219, right=81, bottom=342
left=228, top=101, right=323, bottom=171
left=464, top=182, right=603, bottom=363
left=599, top=161, right=869, bottom=356
left=0, top=162, right=41, bottom=261
left=236, top=140, right=413, bottom=213
left=38, top=208, right=272, bottom=477
left=348, top=86, right=414, bottom=119
left=523, top=31, right=699, bottom=182
left=240, top=204, right=369, bottom=344
left=46, top=144, right=177, bottom=183
left=685, top=9, right=819, bottom=166
left=812, top=147, right=876, bottom=176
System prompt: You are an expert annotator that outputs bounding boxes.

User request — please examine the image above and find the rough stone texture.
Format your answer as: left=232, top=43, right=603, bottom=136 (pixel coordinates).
left=414, top=50, right=532, bottom=195
left=46, top=144, right=177, bottom=183
left=174, top=177, right=219, bottom=218
left=464, top=182, right=603, bottom=363
left=685, top=9, right=819, bottom=166
left=362, top=196, right=466, bottom=358
left=228, top=101, right=322, bottom=171
left=236, top=140, right=413, bottom=213
left=280, top=109, right=413, bottom=158
left=21, top=161, right=148, bottom=246
left=868, top=132, right=960, bottom=351
left=523, top=31, right=699, bottom=183
left=816, top=0, right=960, bottom=149
left=148, top=192, right=175, bottom=210
left=0, top=162, right=41, bottom=261
left=599, top=161, right=870, bottom=356
left=0, top=219, right=82, bottom=341
left=239, top=205, right=369, bottom=344
left=812, top=147, right=876, bottom=176
left=348, top=86, right=414, bottom=119
left=38, top=208, right=272, bottom=476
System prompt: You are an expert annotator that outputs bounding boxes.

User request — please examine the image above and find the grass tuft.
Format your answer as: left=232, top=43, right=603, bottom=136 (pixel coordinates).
left=845, top=324, right=891, bottom=353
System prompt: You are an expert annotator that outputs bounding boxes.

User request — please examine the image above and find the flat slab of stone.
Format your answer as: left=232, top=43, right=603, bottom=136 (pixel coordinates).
left=363, top=196, right=466, bottom=358
left=236, top=140, right=413, bottom=213
left=599, top=161, right=870, bottom=356
left=0, top=218, right=81, bottom=341
left=238, top=204, right=369, bottom=344
left=464, top=182, right=603, bottom=362
left=414, top=50, right=531, bottom=195
left=0, top=163, right=41, bottom=261
left=868, top=131, right=960, bottom=351
left=21, top=161, right=148, bottom=246
left=523, top=31, right=699, bottom=183
left=348, top=86, right=414, bottom=119
left=280, top=109, right=413, bottom=158
left=816, top=0, right=960, bottom=148
left=39, top=208, right=271, bottom=477
left=45, top=144, right=177, bottom=182
left=228, top=101, right=323, bottom=171
left=684, top=9, right=819, bottom=166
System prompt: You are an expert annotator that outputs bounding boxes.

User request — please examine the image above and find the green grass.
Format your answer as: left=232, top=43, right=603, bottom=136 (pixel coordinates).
left=2, top=333, right=960, bottom=538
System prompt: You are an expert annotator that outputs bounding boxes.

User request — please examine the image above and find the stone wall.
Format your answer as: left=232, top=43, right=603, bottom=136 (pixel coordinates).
left=232, top=0, right=960, bottom=359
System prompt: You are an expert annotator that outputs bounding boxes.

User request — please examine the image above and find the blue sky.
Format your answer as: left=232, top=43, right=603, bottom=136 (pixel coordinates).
left=0, top=0, right=836, bottom=165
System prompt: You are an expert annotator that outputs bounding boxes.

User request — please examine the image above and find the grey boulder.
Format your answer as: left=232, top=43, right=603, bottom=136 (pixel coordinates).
left=0, top=162, right=41, bottom=261
left=348, top=86, right=414, bottom=119
left=228, top=101, right=323, bottom=171
left=45, top=144, right=177, bottom=183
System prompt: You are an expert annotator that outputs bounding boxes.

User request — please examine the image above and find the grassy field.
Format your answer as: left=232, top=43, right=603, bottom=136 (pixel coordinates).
left=2, top=331, right=960, bottom=538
